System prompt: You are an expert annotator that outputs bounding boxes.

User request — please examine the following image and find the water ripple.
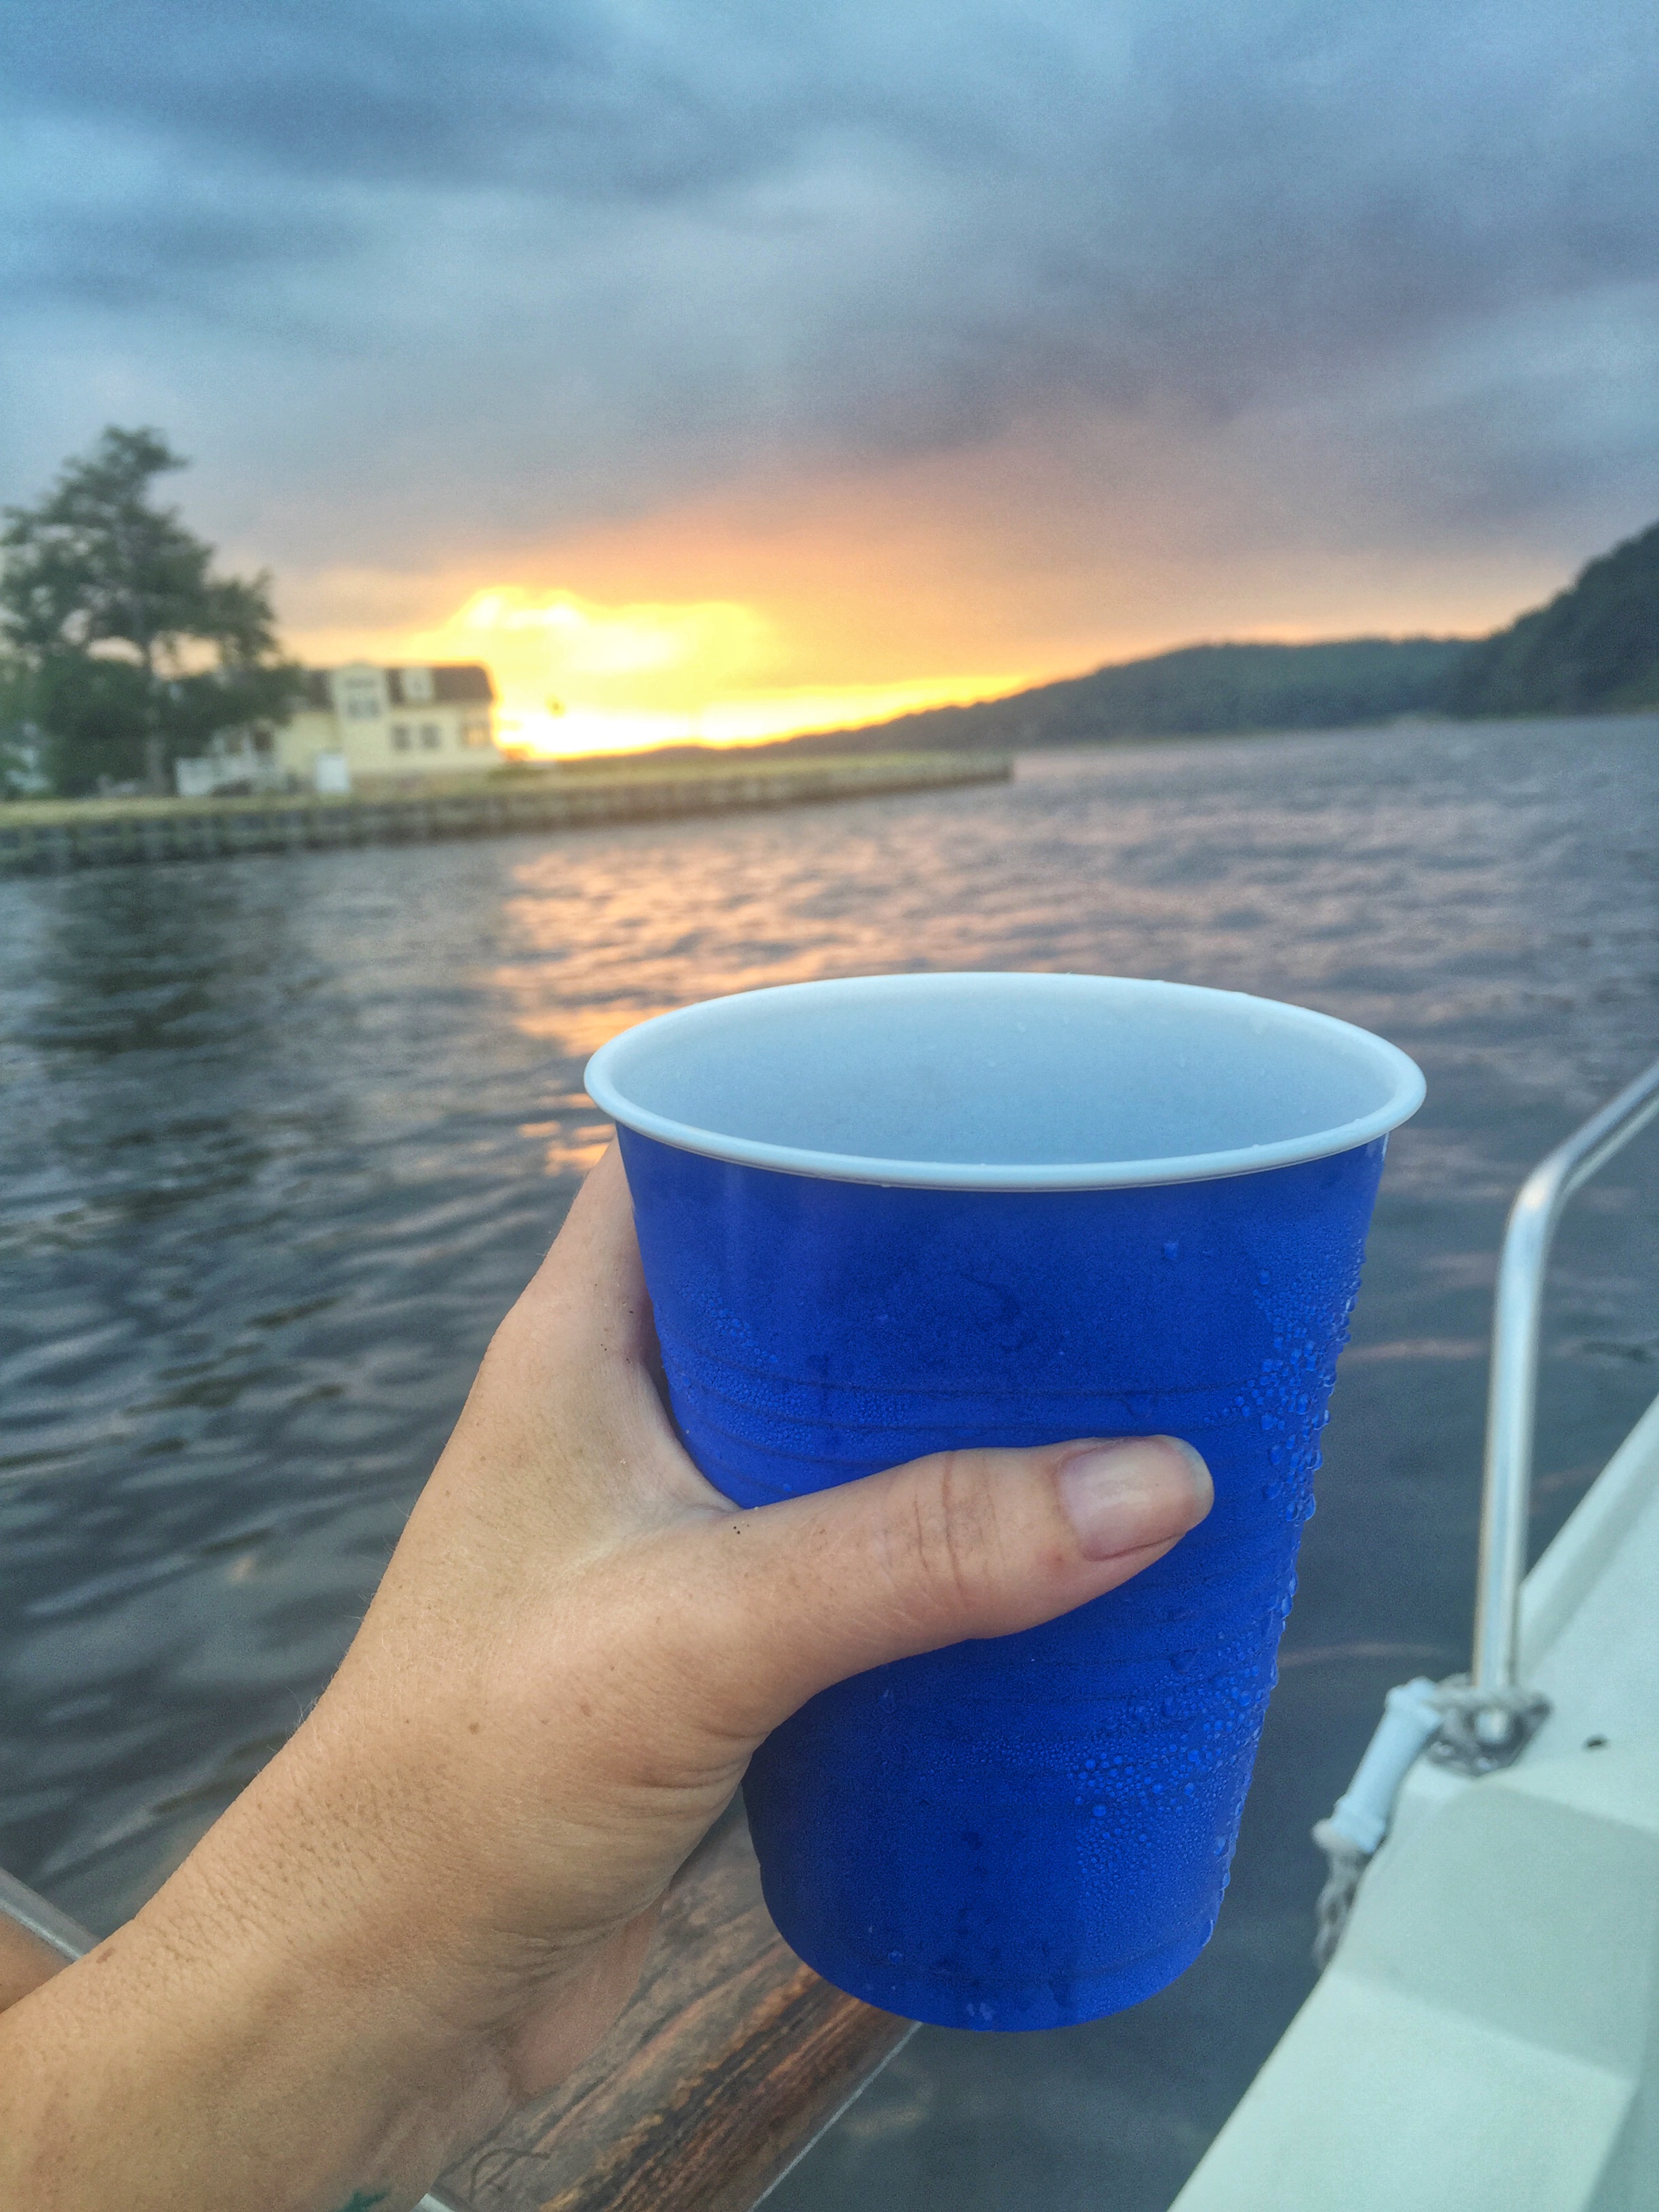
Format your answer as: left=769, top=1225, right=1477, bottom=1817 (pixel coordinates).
left=1, top=722, right=1657, bottom=2164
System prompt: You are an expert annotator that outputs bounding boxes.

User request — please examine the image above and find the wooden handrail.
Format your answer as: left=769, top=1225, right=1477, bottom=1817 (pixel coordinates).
left=436, top=1808, right=912, bottom=2212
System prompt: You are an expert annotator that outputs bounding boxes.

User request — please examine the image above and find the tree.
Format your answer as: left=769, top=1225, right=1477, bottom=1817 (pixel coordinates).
left=0, top=427, right=304, bottom=794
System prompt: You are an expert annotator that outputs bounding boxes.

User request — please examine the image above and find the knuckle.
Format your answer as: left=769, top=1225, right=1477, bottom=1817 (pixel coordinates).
left=899, top=1450, right=996, bottom=1624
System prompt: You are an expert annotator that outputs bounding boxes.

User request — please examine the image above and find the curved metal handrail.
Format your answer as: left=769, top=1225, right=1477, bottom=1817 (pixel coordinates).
left=1453, top=1056, right=1659, bottom=1763
left=1315, top=1056, right=1659, bottom=1942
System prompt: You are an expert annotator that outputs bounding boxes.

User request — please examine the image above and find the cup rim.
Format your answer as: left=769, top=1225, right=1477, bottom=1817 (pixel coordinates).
left=583, top=972, right=1426, bottom=1190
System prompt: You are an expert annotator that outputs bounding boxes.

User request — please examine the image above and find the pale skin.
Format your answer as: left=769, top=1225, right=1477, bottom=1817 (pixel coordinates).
left=0, top=1148, right=1212, bottom=2212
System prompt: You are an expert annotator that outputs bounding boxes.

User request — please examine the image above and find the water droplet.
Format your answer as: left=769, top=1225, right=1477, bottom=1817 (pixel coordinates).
left=1092, top=1804, right=1107, bottom=1818
left=1162, top=1239, right=1180, bottom=1261
left=1258, top=1269, right=1271, bottom=1286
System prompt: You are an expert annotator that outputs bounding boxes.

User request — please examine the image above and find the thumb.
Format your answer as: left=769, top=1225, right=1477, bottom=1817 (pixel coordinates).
left=682, top=1435, right=1212, bottom=1740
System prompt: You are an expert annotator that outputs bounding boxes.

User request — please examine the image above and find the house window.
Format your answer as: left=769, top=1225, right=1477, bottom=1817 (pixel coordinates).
left=419, top=723, right=442, bottom=750
left=391, top=724, right=412, bottom=752
left=342, top=691, right=381, bottom=720
left=462, top=720, right=492, bottom=749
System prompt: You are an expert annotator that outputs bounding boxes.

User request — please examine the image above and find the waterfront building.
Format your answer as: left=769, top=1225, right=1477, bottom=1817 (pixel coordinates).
left=176, top=662, right=504, bottom=796
left=278, top=663, right=503, bottom=789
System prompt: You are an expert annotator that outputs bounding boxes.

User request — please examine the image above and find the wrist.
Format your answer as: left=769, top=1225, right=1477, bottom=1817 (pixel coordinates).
left=0, top=1743, right=510, bottom=2212
left=178, top=1719, right=518, bottom=2131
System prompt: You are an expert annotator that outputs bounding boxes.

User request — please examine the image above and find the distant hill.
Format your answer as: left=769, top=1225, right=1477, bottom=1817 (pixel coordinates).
left=567, top=514, right=1659, bottom=771
left=1446, top=518, right=1659, bottom=718
left=773, top=636, right=1468, bottom=758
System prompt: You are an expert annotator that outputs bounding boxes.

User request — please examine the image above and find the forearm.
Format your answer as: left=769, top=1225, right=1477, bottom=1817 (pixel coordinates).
left=0, top=1759, right=508, bottom=2212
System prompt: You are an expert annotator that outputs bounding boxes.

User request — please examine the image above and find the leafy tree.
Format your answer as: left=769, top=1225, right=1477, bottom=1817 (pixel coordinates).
left=0, top=427, right=303, bottom=794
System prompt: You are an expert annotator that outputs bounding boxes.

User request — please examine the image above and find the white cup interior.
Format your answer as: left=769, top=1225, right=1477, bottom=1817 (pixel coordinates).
left=584, top=972, right=1425, bottom=1189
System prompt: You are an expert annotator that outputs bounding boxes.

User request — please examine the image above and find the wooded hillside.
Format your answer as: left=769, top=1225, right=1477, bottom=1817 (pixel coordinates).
left=1446, top=519, right=1659, bottom=718
left=766, top=518, right=1659, bottom=758
left=778, top=637, right=1467, bottom=758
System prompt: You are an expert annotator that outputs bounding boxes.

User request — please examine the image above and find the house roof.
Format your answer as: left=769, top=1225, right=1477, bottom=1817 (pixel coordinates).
left=390, top=665, right=495, bottom=705
left=300, top=664, right=497, bottom=709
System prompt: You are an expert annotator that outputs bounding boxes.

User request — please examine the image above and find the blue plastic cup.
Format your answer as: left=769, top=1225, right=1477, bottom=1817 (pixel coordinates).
left=586, top=973, right=1422, bottom=2029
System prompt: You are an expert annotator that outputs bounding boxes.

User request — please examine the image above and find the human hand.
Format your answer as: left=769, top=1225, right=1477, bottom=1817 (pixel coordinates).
left=0, top=1147, right=1210, bottom=2212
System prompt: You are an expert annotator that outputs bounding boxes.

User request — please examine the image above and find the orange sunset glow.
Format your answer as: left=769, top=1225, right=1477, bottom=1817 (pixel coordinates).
left=405, top=586, right=1021, bottom=757
left=283, top=568, right=1027, bottom=759
left=274, top=422, right=1573, bottom=760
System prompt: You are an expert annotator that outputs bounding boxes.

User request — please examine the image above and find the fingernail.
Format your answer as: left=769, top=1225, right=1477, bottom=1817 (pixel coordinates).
left=1056, top=1437, right=1213, bottom=1561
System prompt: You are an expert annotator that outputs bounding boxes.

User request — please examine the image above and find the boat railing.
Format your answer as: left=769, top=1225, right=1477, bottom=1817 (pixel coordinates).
left=1439, top=1053, right=1659, bottom=1770
left=0, top=1864, right=93, bottom=1970
left=1312, top=1054, right=1659, bottom=1963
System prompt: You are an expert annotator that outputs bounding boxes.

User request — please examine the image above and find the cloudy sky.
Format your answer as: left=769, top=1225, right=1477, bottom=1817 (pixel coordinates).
left=4, top=0, right=1658, bottom=750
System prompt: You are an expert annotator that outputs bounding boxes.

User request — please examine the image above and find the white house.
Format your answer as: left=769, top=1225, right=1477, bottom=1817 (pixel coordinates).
left=176, top=663, right=504, bottom=796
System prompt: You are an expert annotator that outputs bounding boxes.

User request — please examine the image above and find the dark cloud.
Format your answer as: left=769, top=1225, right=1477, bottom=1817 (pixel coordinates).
left=5, top=0, right=804, bottom=197
left=2, top=0, right=1657, bottom=588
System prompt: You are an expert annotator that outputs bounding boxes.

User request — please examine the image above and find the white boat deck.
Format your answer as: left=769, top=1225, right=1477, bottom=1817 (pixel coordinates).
left=1172, top=1389, right=1659, bottom=2212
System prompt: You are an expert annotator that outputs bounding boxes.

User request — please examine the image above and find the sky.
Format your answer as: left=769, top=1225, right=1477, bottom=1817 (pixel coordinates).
left=3, top=1, right=1658, bottom=754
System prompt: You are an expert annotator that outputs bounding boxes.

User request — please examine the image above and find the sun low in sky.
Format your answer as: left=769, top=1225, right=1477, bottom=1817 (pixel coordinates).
left=277, top=414, right=1588, bottom=758
left=274, top=403, right=1610, bottom=761
left=396, top=583, right=1019, bottom=758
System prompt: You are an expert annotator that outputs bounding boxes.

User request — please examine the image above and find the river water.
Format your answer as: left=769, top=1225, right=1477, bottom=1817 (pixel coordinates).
left=3, top=720, right=1658, bottom=2208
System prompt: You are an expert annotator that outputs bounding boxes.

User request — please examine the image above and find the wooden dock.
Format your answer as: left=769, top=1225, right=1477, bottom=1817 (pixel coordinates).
left=0, top=752, right=1008, bottom=876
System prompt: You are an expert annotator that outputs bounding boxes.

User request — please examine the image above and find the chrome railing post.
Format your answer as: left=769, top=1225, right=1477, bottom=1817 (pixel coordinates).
left=1437, top=1057, right=1659, bottom=1771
